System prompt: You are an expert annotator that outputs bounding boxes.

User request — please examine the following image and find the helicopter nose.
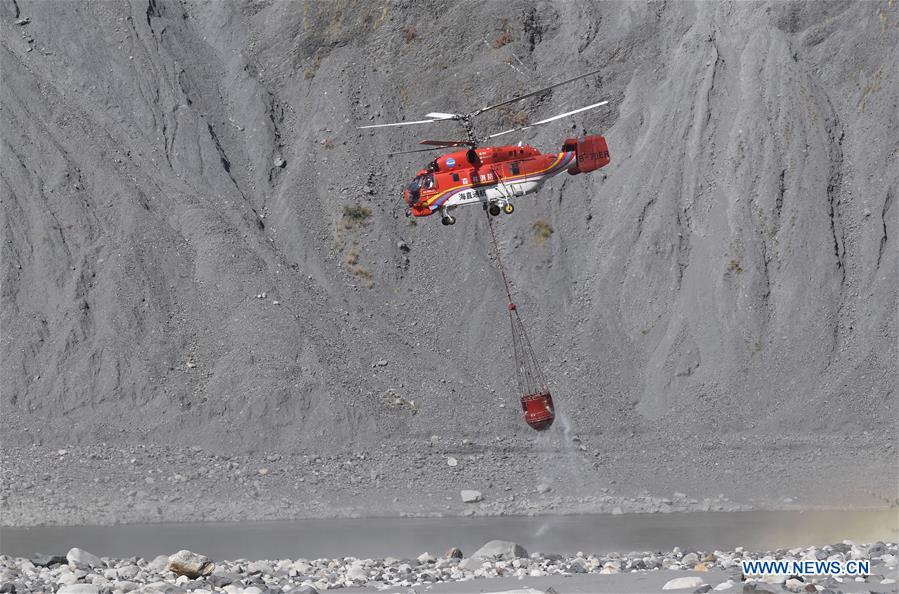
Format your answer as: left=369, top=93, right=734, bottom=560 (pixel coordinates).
left=403, top=189, right=411, bottom=205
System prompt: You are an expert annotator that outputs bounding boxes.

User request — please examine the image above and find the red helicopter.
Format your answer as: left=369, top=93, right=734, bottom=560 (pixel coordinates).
left=359, top=69, right=611, bottom=225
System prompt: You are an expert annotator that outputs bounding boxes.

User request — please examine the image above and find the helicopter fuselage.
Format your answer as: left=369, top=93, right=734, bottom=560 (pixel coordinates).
left=404, top=135, right=610, bottom=219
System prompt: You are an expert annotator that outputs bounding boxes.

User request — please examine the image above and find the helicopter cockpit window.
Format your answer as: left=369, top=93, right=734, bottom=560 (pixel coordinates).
left=422, top=173, right=436, bottom=190
left=407, top=176, right=422, bottom=205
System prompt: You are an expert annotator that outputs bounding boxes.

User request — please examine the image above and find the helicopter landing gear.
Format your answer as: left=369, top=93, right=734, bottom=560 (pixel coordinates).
left=503, top=203, right=515, bottom=215
left=488, top=203, right=502, bottom=217
left=439, top=207, right=456, bottom=226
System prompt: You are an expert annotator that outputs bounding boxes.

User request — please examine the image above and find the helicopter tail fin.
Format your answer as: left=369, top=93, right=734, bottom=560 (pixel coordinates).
left=564, top=135, right=610, bottom=175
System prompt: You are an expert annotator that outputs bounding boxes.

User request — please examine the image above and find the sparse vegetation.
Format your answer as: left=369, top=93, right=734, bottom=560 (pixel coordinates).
left=532, top=219, right=554, bottom=245
left=492, top=17, right=512, bottom=48
left=402, top=26, right=417, bottom=43
left=339, top=205, right=372, bottom=229
left=343, top=249, right=360, bottom=266
left=343, top=249, right=373, bottom=287
left=727, top=259, right=743, bottom=274
left=492, top=31, right=512, bottom=48
left=304, top=52, right=322, bottom=80
left=499, top=107, right=529, bottom=126
left=322, top=138, right=334, bottom=149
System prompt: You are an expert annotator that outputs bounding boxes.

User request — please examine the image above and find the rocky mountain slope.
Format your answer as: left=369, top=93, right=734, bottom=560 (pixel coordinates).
left=1, top=0, right=897, bottom=522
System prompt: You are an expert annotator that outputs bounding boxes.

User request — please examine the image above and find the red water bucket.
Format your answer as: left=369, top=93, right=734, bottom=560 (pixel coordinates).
left=520, top=391, right=555, bottom=431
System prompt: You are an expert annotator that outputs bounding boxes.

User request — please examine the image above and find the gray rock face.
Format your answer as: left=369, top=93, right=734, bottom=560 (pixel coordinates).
left=165, top=550, right=214, bottom=579
left=470, top=540, right=529, bottom=560
left=0, top=0, right=896, bottom=524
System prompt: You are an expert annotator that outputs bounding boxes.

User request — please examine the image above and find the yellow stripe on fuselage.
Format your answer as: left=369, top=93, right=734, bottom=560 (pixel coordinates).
left=423, top=153, right=568, bottom=208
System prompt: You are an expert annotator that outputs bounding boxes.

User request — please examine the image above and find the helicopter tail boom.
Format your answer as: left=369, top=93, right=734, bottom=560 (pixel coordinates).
left=564, top=135, right=611, bottom=175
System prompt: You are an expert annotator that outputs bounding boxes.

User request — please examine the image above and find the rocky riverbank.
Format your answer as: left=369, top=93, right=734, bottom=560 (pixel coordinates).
left=2, top=540, right=896, bottom=594
left=5, top=438, right=895, bottom=528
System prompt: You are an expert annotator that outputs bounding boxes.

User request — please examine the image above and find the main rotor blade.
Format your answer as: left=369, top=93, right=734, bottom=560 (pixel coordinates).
left=358, top=118, right=446, bottom=130
left=472, top=68, right=603, bottom=117
left=424, top=112, right=461, bottom=120
left=486, top=100, right=609, bottom=139
left=387, top=146, right=452, bottom=156
left=419, top=139, right=470, bottom=147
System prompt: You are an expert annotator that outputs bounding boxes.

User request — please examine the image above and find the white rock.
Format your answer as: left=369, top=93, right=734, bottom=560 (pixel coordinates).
left=459, top=557, right=486, bottom=571
left=784, top=577, right=805, bottom=592
left=662, top=576, right=706, bottom=590
left=148, top=555, right=170, bottom=572
left=470, top=540, right=528, bottom=559
left=346, top=565, right=367, bottom=581
left=461, top=489, right=483, bottom=503
left=600, top=561, right=619, bottom=574
left=881, top=578, right=896, bottom=584
left=291, top=560, right=311, bottom=573
left=713, top=579, right=736, bottom=591
left=246, top=560, right=271, bottom=574
left=417, top=552, right=435, bottom=563
left=117, top=565, right=139, bottom=580
left=66, top=548, right=104, bottom=569
left=447, top=457, right=458, bottom=467
left=536, top=483, right=551, bottom=494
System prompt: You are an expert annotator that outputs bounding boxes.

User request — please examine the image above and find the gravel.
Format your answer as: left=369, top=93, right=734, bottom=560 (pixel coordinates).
left=0, top=542, right=895, bottom=593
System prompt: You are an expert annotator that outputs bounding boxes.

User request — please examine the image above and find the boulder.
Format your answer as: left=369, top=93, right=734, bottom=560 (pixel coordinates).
left=166, top=550, right=214, bottom=578
left=66, top=548, right=104, bottom=569
left=445, top=547, right=463, bottom=559
left=662, top=576, right=705, bottom=590
left=208, top=572, right=240, bottom=587
left=117, top=565, right=139, bottom=580
left=460, top=489, right=483, bottom=503
left=30, top=553, right=67, bottom=567
left=148, top=555, right=170, bottom=572
left=245, top=560, right=271, bottom=575
left=459, top=557, right=486, bottom=572
left=470, top=540, right=528, bottom=559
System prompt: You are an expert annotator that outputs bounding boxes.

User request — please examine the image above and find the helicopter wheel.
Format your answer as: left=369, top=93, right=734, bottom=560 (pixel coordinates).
left=503, top=203, right=515, bottom=215
left=441, top=215, right=456, bottom=226
left=488, top=203, right=502, bottom=217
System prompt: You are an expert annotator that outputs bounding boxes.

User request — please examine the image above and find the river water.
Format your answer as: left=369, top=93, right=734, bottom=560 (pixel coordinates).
left=2, top=509, right=896, bottom=560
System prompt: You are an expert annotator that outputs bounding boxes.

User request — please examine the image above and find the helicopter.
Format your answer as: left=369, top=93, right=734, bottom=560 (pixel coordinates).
left=359, top=69, right=611, bottom=225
